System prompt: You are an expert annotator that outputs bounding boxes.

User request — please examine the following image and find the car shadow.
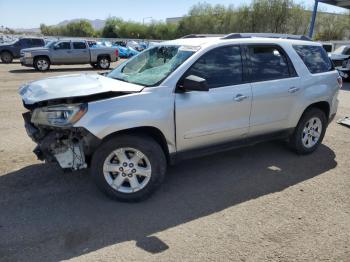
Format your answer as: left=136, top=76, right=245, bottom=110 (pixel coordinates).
left=8, top=67, right=111, bottom=74
left=0, top=142, right=337, bottom=261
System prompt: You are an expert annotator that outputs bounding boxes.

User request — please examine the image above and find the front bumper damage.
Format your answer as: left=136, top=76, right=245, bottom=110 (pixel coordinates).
left=23, top=112, right=100, bottom=170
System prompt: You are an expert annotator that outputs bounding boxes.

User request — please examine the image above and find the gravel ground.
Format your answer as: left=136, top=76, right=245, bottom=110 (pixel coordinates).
left=0, top=62, right=349, bottom=262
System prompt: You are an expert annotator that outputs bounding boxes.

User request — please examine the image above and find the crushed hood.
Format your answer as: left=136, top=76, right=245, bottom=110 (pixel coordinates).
left=19, top=73, right=144, bottom=105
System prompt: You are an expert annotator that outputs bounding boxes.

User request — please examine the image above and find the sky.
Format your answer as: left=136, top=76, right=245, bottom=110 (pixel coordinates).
left=0, top=0, right=348, bottom=29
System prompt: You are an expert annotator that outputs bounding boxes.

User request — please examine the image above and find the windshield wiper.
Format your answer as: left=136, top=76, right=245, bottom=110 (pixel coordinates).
left=109, top=76, right=130, bottom=83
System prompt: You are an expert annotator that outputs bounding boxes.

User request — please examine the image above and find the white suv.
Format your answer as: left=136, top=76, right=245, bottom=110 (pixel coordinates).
left=19, top=33, right=341, bottom=201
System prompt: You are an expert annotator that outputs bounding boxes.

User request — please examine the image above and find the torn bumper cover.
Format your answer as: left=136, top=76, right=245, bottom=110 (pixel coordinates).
left=23, top=112, right=100, bottom=170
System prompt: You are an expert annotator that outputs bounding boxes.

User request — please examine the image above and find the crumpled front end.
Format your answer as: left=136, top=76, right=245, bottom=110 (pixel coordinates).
left=22, top=111, right=100, bottom=171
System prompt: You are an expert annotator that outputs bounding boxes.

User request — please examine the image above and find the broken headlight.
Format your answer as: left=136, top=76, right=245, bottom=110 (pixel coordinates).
left=31, top=104, right=88, bottom=127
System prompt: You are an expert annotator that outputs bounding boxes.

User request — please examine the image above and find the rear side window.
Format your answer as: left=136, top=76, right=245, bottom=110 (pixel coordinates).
left=184, top=45, right=243, bottom=88
left=73, top=42, right=86, bottom=49
left=247, top=45, right=291, bottom=82
left=293, top=45, right=333, bottom=74
left=31, top=39, right=44, bottom=46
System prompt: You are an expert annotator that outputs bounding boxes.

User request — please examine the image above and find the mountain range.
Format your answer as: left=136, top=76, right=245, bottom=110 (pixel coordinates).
left=14, top=19, right=106, bottom=33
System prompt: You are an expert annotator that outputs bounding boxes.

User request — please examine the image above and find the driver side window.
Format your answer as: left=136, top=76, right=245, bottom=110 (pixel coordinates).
left=183, top=46, right=243, bottom=89
left=55, top=42, right=71, bottom=50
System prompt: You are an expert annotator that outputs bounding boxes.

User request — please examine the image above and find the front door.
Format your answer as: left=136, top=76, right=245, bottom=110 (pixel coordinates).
left=51, top=41, right=72, bottom=64
left=175, top=45, right=252, bottom=151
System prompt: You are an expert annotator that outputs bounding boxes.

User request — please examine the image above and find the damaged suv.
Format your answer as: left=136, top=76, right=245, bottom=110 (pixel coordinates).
left=19, top=33, right=341, bottom=202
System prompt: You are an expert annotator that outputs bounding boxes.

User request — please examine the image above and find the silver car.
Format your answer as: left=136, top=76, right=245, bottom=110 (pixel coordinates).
left=19, top=33, right=341, bottom=202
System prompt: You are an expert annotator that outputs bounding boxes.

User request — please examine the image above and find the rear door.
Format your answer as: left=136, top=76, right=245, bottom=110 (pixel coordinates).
left=175, top=45, right=252, bottom=151
left=245, top=44, right=300, bottom=135
left=71, top=41, right=90, bottom=63
left=51, top=41, right=72, bottom=64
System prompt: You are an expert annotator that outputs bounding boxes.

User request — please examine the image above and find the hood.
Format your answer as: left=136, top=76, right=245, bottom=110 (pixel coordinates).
left=330, top=53, right=349, bottom=60
left=21, top=47, right=48, bottom=52
left=19, top=73, right=144, bottom=105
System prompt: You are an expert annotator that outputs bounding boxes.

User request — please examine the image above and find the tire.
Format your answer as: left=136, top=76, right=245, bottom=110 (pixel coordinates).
left=90, top=63, right=98, bottom=69
left=289, top=107, right=327, bottom=155
left=97, top=56, right=110, bottom=69
left=91, top=135, right=167, bottom=202
left=34, top=57, right=50, bottom=72
left=1, top=51, right=13, bottom=63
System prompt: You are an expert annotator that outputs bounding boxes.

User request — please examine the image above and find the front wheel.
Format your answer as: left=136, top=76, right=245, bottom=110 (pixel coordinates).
left=97, top=57, right=110, bottom=69
left=289, top=108, right=327, bottom=154
left=91, top=135, right=167, bottom=202
left=34, top=57, right=50, bottom=71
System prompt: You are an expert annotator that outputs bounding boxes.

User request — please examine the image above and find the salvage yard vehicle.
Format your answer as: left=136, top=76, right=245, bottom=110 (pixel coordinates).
left=20, top=39, right=118, bottom=71
left=19, top=33, right=341, bottom=202
left=329, top=45, right=350, bottom=81
left=0, top=37, right=45, bottom=63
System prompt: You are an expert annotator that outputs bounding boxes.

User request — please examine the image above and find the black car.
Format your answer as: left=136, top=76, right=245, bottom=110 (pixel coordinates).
left=0, top=37, right=45, bottom=63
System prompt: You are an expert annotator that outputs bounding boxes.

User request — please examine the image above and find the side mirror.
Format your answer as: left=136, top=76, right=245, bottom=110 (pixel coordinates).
left=178, top=75, right=209, bottom=92
left=53, top=46, right=58, bottom=50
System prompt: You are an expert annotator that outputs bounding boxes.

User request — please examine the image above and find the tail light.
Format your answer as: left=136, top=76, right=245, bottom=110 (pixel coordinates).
left=337, top=75, right=343, bottom=89
left=115, top=48, right=119, bottom=58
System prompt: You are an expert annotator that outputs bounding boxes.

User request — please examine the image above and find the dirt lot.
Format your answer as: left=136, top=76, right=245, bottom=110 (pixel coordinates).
left=0, top=61, right=349, bottom=262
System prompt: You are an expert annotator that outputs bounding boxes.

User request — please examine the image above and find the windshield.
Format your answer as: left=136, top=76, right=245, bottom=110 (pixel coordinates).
left=108, top=45, right=197, bottom=86
left=333, top=46, right=347, bottom=54
left=45, top=41, right=56, bottom=48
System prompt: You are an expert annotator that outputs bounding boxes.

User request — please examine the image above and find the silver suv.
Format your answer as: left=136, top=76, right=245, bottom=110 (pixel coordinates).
left=19, top=33, right=341, bottom=202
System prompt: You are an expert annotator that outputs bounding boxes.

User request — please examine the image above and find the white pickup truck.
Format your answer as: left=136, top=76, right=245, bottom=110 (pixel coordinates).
left=20, top=39, right=119, bottom=71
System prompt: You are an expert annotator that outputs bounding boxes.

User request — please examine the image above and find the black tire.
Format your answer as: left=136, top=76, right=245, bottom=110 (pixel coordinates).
left=91, top=135, right=167, bottom=202
left=1, top=51, right=13, bottom=63
left=97, top=56, right=110, bottom=69
left=289, top=107, right=327, bottom=155
left=34, top=57, right=50, bottom=72
left=90, top=63, right=98, bottom=69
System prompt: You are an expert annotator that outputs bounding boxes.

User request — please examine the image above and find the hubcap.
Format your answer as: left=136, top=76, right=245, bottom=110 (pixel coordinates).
left=37, top=59, right=48, bottom=71
left=99, top=58, right=109, bottom=69
left=302, top=117, right=322, bottom=148
left=103, top=147, right=152, bottom=193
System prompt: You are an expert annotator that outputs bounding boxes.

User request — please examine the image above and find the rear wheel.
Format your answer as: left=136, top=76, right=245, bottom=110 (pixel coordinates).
left=1, top=51, right=13, bottom=63
left=97, top=56, right=110, bottom=69
left=289, top=108, right=327, bottom=154
left=91, top=135, right=167, bottom=202
left=34, top=57, right=50, bottom=71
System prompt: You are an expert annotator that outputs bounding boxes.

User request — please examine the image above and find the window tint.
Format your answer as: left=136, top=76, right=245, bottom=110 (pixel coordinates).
left=55, top=42, right=71, bottom=50
left=32, top=39, right=44, bottom=46
left=184, top=46, right=243, bottom=88
left=20, top=39, right=32, bottom=47
left=248, top=46, right=290, bottom=81
left=344, top=48, right=350, bottom=55
left=293, top=45, right=333, bottom=74
left=73, top=42, right=86, bottom=49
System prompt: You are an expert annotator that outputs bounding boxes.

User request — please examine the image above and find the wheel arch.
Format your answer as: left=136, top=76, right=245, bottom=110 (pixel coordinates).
left=33, top=55, right=51, bottom=63
left=97, top=54, right=111, bottom=61
left=101, top=126, right=171, bottom=163
left=0, top=49, right=13, bottom=56
left=303, top=101, right=330, bottom=120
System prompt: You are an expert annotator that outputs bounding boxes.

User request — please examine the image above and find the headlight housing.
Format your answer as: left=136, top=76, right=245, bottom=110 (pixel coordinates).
left=24, top=52, right=32, bottom=58
left=31, top=104, right=88, bottom=127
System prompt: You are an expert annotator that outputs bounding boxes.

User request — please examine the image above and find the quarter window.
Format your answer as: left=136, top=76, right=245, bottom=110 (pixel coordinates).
left=73, top=42, right=86, bottom=49
left=293, top=45, right=334, bottom=74
left=184, top=46, right=243, bottom=88
left=248, top=46, right=291, bottom=82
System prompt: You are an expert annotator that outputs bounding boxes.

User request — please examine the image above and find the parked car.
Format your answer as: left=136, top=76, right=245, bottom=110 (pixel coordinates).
left=0, top=37, right=45, bottom=63
left=20, top=39, right=119, bottom=71
left=329, top=45, right=350, bottom=80
left=19, top=33, right=341, bottom=202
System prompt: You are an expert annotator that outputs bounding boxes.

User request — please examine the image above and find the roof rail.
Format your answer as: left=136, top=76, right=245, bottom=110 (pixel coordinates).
left=221, top=33, right=311, bottom=41
left=182, top=34, right=224, bottom=39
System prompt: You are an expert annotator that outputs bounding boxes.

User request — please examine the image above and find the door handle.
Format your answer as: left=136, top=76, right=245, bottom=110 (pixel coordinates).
left=288, top=87, right=300, bottom=93
left=234, top=94, right=248, bottom=102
